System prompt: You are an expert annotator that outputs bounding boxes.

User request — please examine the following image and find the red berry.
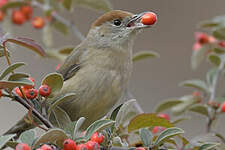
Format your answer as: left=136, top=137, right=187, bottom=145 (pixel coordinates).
left=20, top=5, right=33, bottom=20
left=158, top=113, right=170, bottom=121
left=141, top=12, right=157, bottom=25
left=25, top=88, right=37, bottom=99
left=16, top=143, right=30, bottom=150
left=0, top=89, right=2, bottom=98
left=14, top=87, right=24, bottom=98
left=152, top=126, right=165, bottom=134
left=32, top=17, right=45, bottom=29
left=193, top=42, right=202, bottom=51
left=12, top=10, right=26, bottom=25
left=91, top=132, right=105, bottom=144
left=63, top=139, right=77, bottom=150
left=39, top=84, right=51, bottom=97
left=77, top=144, right=88, bottom=150
left=40, top=144, right=52, bottom=150
left=221, top=101, right=225, bottom=112
left=136, top=147, right=146, bottom=150
left=86, top=141, right=99, bottom=150
left=0, top=11, right=4, bottom=21
left=23, top=77, right=35, bottom=89
left=195, top=32, right=209, bottom=44
left=0, top=0, right=8, bottom=7
left=56, top=63, right=61, bottom=70
left=218, top=41, right=225, bottom=47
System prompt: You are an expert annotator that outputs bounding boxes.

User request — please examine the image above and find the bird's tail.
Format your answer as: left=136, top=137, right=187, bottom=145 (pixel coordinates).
left=3, top=115, right=34, bottom=136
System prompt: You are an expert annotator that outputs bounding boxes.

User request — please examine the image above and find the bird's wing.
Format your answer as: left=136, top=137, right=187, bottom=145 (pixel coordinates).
left=57, top=45, right=84, bottom=81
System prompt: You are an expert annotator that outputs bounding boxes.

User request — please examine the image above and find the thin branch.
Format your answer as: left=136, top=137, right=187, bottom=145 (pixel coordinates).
left=12, top=92, right=54, bottom=128
left=32, top=1, right=85, bottom=41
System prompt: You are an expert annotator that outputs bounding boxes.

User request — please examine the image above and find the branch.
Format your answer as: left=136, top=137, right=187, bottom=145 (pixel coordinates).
left=32, top=1, right=85, bottom=41
left=12, top=92, right=54, bottom=128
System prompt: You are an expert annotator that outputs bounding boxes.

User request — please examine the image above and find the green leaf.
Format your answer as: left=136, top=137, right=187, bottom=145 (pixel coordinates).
left=199, top=143, right=220, bottom=150
left=48, top=93, right=76, bottom=117
left=171, top=95, right=200, bottom=116
left=132, top=51, right=159, bottom=62
left=85, top=119, right=115, bottom=141
left=154, top=127, right=184, bottom=146
left=62, top=0, right=72, bottom=10
left=110, top=104, right=123, bottom=121
left=51, top=20, right=69, bottom=35
left=53, top=106, right=72, bottom=129
left=191, top=44, right=214, bottom=69
left=5, top=37, right=46, bottom=57
left=33, top=128, right=68, bottom=149
left=206, top=68, right=217, bottom=85
left=0, top=134, right=16, bottom=149
left=213, top=27, right=225, bottom=40
left=73, top=117, right=86, bottom=139
left=115, top=99, right=140, bottom=128
left=179, top=79, right=209, bottom=93
left=8, top=73, right=29, bottom=81
left=155, top=100, right=183, bottom=113
left=43, top=24, right=53, bottom=48
left=0, top=78, right=33, bottom=89
left=6, top=141, right=19, bottom=149
left=188, top=104, right=209, bottom=117
left=171, top=117, right=190, bottom=124
left=139, top=128, right=153, bottom=147
left=212, top=48, right=225, bottom=54
left=208, top=54, right=221, bottom=66
left=73, top=0, right=112, bottom=12
left=0, top=62, right=25, bottom=80
left=0, top=49, right=10, bottom=57
left=128, top=113, right=174, bottom=133
left=19, top=129, right=35, bottom=147
left=1, top=1, right=28, bottom=12
left=41, top=73, right=63, bottom=98
left=58, top=47, right=74, bottom=55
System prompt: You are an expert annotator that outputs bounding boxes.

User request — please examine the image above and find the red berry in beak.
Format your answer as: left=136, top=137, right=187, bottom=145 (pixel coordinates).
left=141, top=12, right=157, bottom=25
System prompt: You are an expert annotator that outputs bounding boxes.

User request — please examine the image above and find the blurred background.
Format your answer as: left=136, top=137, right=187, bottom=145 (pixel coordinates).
left=1, top=0, right=225, bottom=139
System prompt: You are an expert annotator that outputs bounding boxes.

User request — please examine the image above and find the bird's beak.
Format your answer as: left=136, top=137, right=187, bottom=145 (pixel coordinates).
left=126, top=12, right=155, bottom=29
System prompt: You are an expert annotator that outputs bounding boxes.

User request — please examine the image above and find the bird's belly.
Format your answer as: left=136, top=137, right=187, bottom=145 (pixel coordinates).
left=59, top=66, right=127, bottom=126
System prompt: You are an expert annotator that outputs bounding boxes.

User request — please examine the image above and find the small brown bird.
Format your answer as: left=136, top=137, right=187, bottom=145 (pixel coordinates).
left=5, top=10, right=156, bottom=135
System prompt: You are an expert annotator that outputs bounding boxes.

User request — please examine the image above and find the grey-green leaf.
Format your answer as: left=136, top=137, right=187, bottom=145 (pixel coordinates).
left=189, top=104, right=209, bottom=117
left=139, top=128, right=153, bottom=147
left=133, top=51, right=159, bottom=62
left=41, top=73, right=63, bottom=98
left=73, top=117, right=86, bottom=139
left=155, top=100, right=183, bottom=113
left=8, top=73, right=29, bottom=81
left=48, top=93, right=76, bottom=117
left=0, top=78, right=34, bottom=89
left=0, top=134, right=16, bottom=149
left=33, top=128, right=68, bottom=148
left=53, top=106, right=72, bottom=129
left=19, top=129, right=35, bottom=147
left=154, top=127, right=184, bottom=146
left=0, top=62, right=25, bottom=80
left=179, top=79, right=209, bottom=93
left=199, top=142, right=220, bottom=150
left=85, top=119, right=115, bottom=141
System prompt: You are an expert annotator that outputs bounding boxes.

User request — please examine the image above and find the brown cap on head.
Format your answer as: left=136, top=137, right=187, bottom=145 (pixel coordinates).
left=91, top=10, right=133, bottom=28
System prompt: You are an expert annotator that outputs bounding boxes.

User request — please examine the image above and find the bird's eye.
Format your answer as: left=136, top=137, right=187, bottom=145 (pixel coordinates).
left=113, top=19, right=121, bottom=26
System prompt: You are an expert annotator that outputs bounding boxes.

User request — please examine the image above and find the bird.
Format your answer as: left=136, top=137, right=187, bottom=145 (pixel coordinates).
left=4, top=10, right=156, bottom=135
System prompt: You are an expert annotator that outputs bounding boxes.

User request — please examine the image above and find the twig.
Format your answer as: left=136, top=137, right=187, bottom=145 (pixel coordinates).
left=32, top=1, right=85, bottom=41
left=207, top=60, right=225, bottom=132
left=12, top=92, right=54, bottom=128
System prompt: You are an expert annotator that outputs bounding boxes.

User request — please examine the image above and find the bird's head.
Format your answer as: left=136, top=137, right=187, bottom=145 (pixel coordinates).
left=86, top=10, right=157, bottom=50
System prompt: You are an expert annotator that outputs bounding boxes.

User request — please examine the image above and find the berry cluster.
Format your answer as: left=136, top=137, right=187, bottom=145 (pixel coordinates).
left=14, top=77, right=51, bottom=99
left=15, top=132, right=105, bottom=150
left=152, top=113, right=170, bottom=134
left=0, top=0, right=45, bottom=29
left=193, top=32, right=225, bottom=51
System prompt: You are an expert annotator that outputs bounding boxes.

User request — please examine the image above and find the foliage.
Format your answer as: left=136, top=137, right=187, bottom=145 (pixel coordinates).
left=0, top=0, right=224, bottom=150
